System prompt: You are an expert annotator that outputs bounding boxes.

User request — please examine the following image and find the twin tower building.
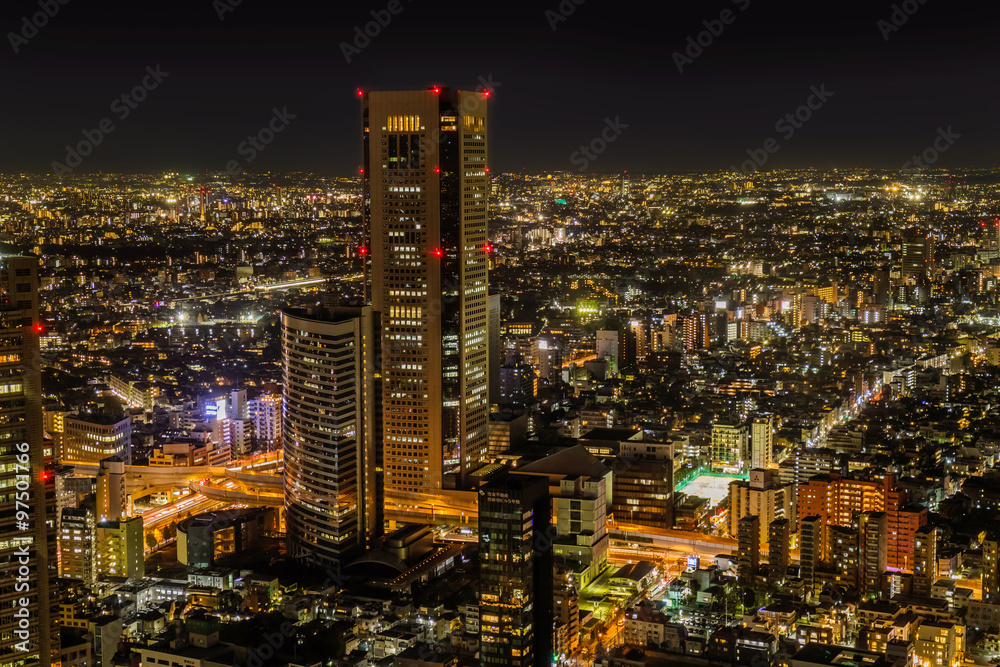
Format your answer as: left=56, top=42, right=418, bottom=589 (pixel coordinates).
left=282, top=87, right=491, bottom=566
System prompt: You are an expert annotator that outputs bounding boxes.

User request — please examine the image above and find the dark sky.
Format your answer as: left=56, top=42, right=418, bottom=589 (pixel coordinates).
left=2, top=0, right=998, bottom=175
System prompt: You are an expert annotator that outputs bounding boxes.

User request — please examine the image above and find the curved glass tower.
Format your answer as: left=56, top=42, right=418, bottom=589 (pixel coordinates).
left=281, top=306, right=379, bottom=567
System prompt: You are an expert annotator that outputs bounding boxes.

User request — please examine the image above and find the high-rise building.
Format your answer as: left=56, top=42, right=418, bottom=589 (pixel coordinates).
left=248, top=393, right=282, bottom=452
left=799, top=515, right=821, bottom=597
left=750, top=415, right=774, bottom=470
left=768, top=518, right=790, bottom=586
left=596, top=330, right=619, bottom=376
left=95, top=516, right=144, bottom=579
left=362, top=87, right=490, bottom=492
left=901, top=230, right=933, bottom=278
left=96, top=456, right=127, bottom=522
left=728, top=469, right=793, bottom=551
left=860, top=511, right=887, bottom=600
left=738, top=514, right=760, bottom=581
left=0, top=257, right=59, bottom=667
left=984, top=533, right=999, bottom=604
left=488, top=294, right=501, bottom=406
left=913, top=525, right=938, bottom=597
left=830, top=524, right=859, bottom=588
left=711, top=420, right=747, bottom=472
left=58, top=505, right=94, bottom=583
left=478, top=472, right=552, bottom=667
left=281, top=306, right=381, bottom=567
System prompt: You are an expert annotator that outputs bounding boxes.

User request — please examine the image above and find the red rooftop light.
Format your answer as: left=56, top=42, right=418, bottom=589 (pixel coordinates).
left=432, top=86, right=441, bottom=94
left=357, top=88, right=363, bottom=96
left=434, top=167, right=440, bottom=173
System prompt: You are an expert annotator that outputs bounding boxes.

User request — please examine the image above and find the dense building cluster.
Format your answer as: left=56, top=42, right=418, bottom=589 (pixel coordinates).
left=3, top=108, right=1000, bottom=667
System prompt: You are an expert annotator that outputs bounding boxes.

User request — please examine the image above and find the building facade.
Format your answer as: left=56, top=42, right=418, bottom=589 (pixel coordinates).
left=363, top=87, right=490, bottom=492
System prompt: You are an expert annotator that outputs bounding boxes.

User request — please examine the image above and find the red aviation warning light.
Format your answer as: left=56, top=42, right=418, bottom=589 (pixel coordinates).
left=434, top=166, right=441, bottom=174
left=432, top=86, right=441, bottom=94
left=357, top=88, right=363, bottom=97
left=359, top=247, right=369, bottom=256
left=433, top=248, right=444, bottom=258
left=484, top=243, right=493, bottom=253
left=40, top=470, right=51, bottom=482
left=34, top=323, right=44, bottom=334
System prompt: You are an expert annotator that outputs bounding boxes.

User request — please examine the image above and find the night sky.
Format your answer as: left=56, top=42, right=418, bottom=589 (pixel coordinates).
left=2, top=0, right=998, bottom=175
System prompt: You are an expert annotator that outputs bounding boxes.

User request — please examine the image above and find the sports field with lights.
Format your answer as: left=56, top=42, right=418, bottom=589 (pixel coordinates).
left=675, top=472, right=746, bottom=506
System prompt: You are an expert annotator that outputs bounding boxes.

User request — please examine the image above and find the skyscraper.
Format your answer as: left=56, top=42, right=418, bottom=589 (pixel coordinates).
left=0, top=257, right=58, bottom=667
left=478, top=471, right=552, bottom=667
left=281, top=306, right=381, bottom=567
left=768, top=518, right=790, bottom=586
left=362, top=87, right=490, bottom=492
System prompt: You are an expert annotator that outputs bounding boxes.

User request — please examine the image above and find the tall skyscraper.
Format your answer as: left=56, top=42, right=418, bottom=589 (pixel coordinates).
left=362, top=87, right=490, bottom=492
left=901, top=230, right=933, bottom=278
left=281, top=306, right=381, bottom=567
left=478, top=471, right=552, bottom=667
left=0, top=257, right=58, bottom=667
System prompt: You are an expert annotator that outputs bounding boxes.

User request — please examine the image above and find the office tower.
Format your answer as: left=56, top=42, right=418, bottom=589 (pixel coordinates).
left=799, top=515, right=821, bottom=597
left=488, top=294, right=501, bottom=406
left=750, top=415, right=773, bottom=470
left=737, top=514, right=760, bottom=581
left=913, top=525, right=938, bottom=597
left=95, top=515, right=144, bottom=579
left=984, top=533, right=999, bottom=603
left=478, top=472, right=552, bottom=667
left=596, top=330, right=618, bottom=375
left=96, top=456, right=127, bottom=522
left=711, top=420, right=748, bottom=472
left=860, top=511, right=887, bottom=600
left=281, top=306, right=380, bottom=567
left=729, top=469, right=793, bottom=552
left=248, top=393, right=282, bottom=452
left=0, top=257, right=58, bottom=667
left=830, top=524, right=859, bottom=588
left=222, top=417, right=252, bottom=459
left=901, top=230, right=933, bottom=278
left=768, top=518, right=790, bottom=586
left=621, top=319, right=646, bottom=366
left=362, top=87, right=490, bottom=492
left=532, top=335, right=562, bottom=384
left=611, top=458, right=674, bottom=531
left=59, top=413, right=132, bottom=463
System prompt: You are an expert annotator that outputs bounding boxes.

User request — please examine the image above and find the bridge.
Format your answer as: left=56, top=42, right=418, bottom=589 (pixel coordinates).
left=63, top=451, right=283, bottom=500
